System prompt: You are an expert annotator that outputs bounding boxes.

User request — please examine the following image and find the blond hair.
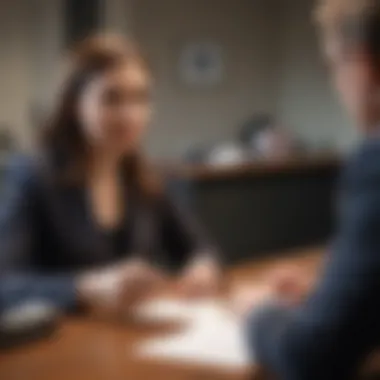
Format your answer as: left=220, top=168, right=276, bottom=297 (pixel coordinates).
left=316, top=0, right=375, bottom=26
left=315, top=0, right=380, bottom=59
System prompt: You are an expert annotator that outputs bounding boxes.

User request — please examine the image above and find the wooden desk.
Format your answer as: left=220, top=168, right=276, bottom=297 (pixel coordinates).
left=0, top=248, right=323, bottom=380
left=167, top=154, right=341, bottom=181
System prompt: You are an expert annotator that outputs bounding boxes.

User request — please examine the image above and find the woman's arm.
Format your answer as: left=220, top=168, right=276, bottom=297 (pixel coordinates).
left=158, top=185, right=221, bottom=296
left=0, top=158, right=77, bottom=312
left=159, top=190, right=217, bottom=267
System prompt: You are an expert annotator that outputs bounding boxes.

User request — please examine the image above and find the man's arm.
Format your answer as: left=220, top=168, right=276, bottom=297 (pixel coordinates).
left=246, top=176, right=380, bottom=379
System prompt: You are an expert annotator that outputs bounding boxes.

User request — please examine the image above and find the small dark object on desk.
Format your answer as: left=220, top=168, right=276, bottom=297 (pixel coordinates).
left=0, top=301, right=60, bottom=350
left=238, top=114, right=274, bottom=146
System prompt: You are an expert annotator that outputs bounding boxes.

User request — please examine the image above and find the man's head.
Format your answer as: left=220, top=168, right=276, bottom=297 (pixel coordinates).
left=316, top=0, right=380, bottom=131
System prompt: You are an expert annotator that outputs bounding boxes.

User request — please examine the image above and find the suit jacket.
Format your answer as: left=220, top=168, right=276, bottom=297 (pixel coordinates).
left=0, top=155, right=212, bottom=312
left=247, top=137, right=380, bottom=380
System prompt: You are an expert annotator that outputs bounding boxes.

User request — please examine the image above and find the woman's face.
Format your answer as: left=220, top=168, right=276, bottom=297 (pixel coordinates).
left=78, top=62, right=152, bottom=155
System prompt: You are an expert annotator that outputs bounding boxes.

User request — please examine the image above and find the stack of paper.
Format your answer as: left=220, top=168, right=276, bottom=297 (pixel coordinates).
left=134, top=299, right=252, bottom=369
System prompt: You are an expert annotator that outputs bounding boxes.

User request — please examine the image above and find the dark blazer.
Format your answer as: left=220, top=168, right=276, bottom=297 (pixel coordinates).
left=247, top=137, right=380, bottom=380
left=0, top=155, right=212, bottom=312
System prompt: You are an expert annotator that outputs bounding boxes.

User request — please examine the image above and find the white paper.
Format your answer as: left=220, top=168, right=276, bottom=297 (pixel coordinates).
left=134, top=298, right=195, bottom=323
left=134, top=299, right=252, bottom=369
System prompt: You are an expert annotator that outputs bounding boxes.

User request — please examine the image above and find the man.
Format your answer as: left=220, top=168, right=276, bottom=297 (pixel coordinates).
left=235, top=1, right=380, bottom=379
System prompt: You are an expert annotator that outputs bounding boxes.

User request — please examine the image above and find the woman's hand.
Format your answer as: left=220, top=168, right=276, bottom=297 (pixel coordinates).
left=231, top=283, right=274, bottom=319
left=177, top=256, right=221, bottom=298
left=266, top=264, right=314, bottom=306
left=231, top=264, right=314, bottom=319
left=76, top=259, right=163, bottom=315
left=118, top=260, right=165, bottom=309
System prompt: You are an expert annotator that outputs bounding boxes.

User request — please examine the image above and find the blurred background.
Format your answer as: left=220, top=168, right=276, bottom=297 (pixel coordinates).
left=0, top=0, right=357, bottom=157
left=0, top=0, right=349, bottom=262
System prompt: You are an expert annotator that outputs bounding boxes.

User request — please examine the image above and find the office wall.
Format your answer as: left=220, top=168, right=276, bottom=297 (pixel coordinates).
left=0, top=0, right=33, bottom=150
left=0, top=0, right=357, bottom=157
left=133, top=0, right=279, bottom=159
left=28, top=0, right=63, bottom=106
left=0, top=0, right=63, bottom=151
left=0, top=0, right=278, bottom=159
left=275, top=0, right=358, bottom=152
left=103, top=0, right=358, bottom=157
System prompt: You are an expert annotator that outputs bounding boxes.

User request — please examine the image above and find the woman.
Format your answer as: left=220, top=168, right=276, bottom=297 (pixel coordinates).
left=0, top=34, right=219, bottom=315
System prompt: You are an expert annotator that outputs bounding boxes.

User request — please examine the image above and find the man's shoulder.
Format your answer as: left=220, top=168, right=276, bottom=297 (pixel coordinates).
left=355, top=137, right=380, bottom=159
left=346, top=138, right=380, bottom=187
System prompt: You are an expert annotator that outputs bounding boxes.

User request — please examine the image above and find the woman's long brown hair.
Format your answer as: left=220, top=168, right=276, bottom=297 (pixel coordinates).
left=41, top=34, right=160, bottom=200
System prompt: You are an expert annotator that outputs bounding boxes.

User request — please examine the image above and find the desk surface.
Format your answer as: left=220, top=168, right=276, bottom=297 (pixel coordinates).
left=166, top=154, right=340, bottom=181
left=0, top=248, right=323, bottom=380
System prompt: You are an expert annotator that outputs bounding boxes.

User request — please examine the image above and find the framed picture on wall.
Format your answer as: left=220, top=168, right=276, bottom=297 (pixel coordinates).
left=179, top=42, right=224, bottom=87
